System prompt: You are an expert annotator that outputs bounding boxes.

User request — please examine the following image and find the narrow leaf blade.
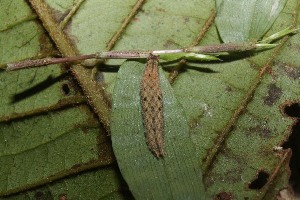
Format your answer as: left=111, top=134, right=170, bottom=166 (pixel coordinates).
left=216, top=0, right=288, bottom=42
left=111, top=60, right=206, bottom=199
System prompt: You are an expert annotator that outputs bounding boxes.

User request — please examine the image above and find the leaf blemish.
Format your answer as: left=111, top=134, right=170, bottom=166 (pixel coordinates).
left=62, top=83, right=70, bottom=95
left=215, top=192, right=233, bottom=200
left=248, top=123, right=272, bottom=138
left=263, top=83, right=282, bottom=106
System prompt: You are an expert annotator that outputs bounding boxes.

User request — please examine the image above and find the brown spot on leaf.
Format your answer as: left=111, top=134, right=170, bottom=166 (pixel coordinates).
left=59, top=193, right=67, bottom=200
left=283, top=65, right=300, bottom=79
left=276, top=61, right=300, bottom=80
left=225, top=86, right=232, bottom=92
left=214, top=192, right=233, bottom=200
left=189, top=117, right=200, bottom=130
left=248, top=123, right=271, bottom=138
left=184, top=17, right=190, bottom=23
left=132, top=17, right=140, bottom=22
left=34, top=190, right=53, bottom=199
left=263, top=84, right=282, bottom=106
left=34, top=191, right=44, bottom=199
left=81, top=126, right=89, bottom=134
left=163, top=39, right=179, bottom=48
left=37, top=28, right=59, bottom=56
left=189, top=110, right=204, bottom=130
left=224, top=168, right=243, bottom=183
left=156, top=7, right=166, bottom=12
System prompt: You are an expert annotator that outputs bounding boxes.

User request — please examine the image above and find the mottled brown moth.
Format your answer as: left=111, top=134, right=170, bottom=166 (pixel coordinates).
left=140, top=54, right=165, bottom=158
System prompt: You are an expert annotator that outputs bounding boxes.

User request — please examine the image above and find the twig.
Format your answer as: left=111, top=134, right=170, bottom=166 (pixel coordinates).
left=5, top=42, right=276, bottom=71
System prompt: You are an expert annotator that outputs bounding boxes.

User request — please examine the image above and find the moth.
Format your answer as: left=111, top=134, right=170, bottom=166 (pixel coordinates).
left=140, top=54, right=165, bottom=158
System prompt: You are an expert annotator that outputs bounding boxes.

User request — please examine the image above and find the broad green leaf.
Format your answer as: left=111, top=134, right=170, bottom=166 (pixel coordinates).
left=111, top=60, right=206, bottom=199
left=0, top=0, right=36, bottom=32
left=1, top=0, right=299, bottom=199
left=0, top=105, right=112, bottom=196
left=0, top=1, right=120, bottom=199
left=0, top=168, right=132, bottom=200
left=215, top=0, right=288, bottom=42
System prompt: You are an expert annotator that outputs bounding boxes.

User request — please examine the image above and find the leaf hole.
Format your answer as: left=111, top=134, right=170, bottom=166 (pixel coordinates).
left=283, top=103, right=300, bottom=118
left=282, top=102, right=300, bottom=193
left=248, top=170, right=269, bottom=190
left=62, top=83, right=70, bottom=95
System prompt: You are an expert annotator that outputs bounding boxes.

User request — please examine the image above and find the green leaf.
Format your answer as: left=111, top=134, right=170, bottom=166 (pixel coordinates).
left=216, top=0, right=288, bottom=42
left=1, top=168, right=131, bottom=200
left=260, top=25, right=298, bottom=43
left=111, top=60, right=206, bottom=199
left=0, top=0, right=121, bottom=198
left=160, top=52, right=220, bottom=62
left=159, top=53, right=188, bottom=61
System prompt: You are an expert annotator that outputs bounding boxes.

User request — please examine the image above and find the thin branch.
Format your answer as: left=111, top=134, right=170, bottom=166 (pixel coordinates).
left=6, top=42, right=276, bottom=71
left=10, top=22, right=298, bottom=71
left=6, top=54, right=98, bottom=71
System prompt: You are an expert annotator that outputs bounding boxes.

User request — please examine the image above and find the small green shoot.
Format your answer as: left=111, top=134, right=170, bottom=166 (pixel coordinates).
left=260, top=26, right=298, bottom=43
